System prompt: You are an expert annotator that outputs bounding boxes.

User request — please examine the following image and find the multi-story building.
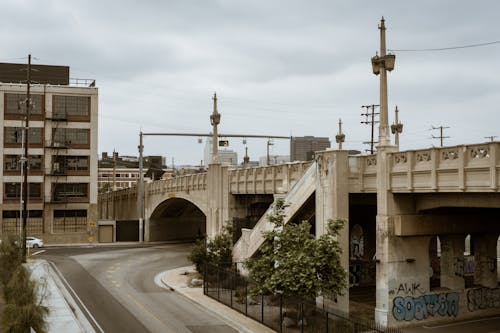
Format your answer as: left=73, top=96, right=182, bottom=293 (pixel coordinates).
left=204, top=137, right=238, bottom=166
left=97, top=152, right=165, bottom=192
left=290, top=136, right=331, bottom=161
left=98, top=167, right=142, bottom=192
left=0, top=62, right=98, bottom=244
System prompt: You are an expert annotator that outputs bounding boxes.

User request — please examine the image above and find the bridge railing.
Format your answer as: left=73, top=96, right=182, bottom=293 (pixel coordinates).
left=348, top=142, right=499, bottom=193
left=228, top=161, right=313, bottom=194
left=388, top=142, right=499, bottom=192
left=146, top=173, right=207, bottom=195
left=348, top=154, right=378, bottom=193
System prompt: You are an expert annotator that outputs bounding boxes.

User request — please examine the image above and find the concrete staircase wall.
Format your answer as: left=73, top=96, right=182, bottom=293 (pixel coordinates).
left=232, top=162, right=317, bottom=262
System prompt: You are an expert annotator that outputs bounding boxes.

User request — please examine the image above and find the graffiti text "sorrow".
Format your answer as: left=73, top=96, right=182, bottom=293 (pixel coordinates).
left=392, top=293, right=459, bottom=321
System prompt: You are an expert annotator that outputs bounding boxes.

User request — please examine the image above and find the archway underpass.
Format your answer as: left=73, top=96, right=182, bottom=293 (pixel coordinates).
left=149, top=198, right=206, bottom=242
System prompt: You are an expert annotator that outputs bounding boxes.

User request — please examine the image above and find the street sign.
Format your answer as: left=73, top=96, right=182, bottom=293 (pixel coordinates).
left=219, top=140, right=229, bottom=147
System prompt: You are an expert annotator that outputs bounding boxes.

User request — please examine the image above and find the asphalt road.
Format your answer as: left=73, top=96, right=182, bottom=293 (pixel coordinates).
left=40, top=244, right=239, bottom=333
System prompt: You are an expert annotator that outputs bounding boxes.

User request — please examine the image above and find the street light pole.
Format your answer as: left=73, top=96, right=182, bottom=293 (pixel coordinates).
left=138, top=131, right=144, bottom=242
left=22, top=54, right=31, bottom=263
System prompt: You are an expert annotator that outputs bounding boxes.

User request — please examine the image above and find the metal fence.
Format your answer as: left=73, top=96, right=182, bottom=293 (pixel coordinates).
left=204, top=263, right=403, bottom=333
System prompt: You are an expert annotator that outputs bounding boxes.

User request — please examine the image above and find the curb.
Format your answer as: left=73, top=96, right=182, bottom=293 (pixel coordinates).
left=158, top=267, right=274, bottom=333
left=44, top=240, right=193, bottom=249
left=47, top=261, right=103, bottom=333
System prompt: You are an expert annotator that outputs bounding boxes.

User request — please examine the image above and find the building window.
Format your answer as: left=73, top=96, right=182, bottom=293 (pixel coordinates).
left=53, top=183, right=88, bottom=201
left=4, top=155, right=42, bottom=172
left=5, top=94, right=43, bottom=115
left=4, top=183, right=42, bottom=199
left=53, top=209, right=87, bottom=233
left=53, top=95, right=90, bottom=118
left=53, top=128, right=89, bottom=146
left=2, top=210, right=43, bottom=234
left=5, top=127, right=42, bottom=145
left=52, top=156, right=88, bottom=174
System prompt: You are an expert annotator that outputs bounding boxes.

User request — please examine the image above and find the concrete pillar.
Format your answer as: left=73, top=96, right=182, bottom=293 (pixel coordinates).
left=375, top=148, right=397, bottom=327
left=207, top=163, right=231, bottom=238
left=440, top=235, right=465, bottom=290
left=474, top=233, right=498, bottom=288
left=315, top=150, right=349, bottom=313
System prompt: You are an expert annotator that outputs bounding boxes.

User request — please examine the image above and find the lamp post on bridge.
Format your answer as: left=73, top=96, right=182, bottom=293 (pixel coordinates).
left=210, top=93, right=221, bottom=164
left=335, top=118, right=345, bottom=150
left=372, top=17, right=397, bottom=328
left=371, top=17, right=395, bottom=148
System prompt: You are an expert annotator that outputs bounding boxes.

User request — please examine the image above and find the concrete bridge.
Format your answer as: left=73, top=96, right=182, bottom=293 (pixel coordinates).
left=98, top=141, right=500, bottom=328
left=97, top=18, right=500, bottom=330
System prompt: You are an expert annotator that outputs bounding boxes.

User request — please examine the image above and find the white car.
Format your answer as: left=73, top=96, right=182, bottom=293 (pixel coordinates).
left=26, top=237, right=43, bottom=248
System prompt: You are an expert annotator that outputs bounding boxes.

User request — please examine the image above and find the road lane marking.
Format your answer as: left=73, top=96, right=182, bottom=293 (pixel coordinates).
left=126, top=293, right=176, bottom=333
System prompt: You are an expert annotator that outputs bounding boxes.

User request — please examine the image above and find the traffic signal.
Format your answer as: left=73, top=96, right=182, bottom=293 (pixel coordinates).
left=219, top=140, right=229, bottom=147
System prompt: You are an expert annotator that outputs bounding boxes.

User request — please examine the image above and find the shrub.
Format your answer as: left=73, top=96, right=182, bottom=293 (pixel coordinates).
left=188, top=224, right=233, bottom=274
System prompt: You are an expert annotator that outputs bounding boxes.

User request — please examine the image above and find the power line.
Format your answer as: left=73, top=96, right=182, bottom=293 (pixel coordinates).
left=388, top=40, right=500, bottom=52
left=361, top=104, right=379, bottom=154
left=484, top=135, right=497, bottom=142
left=431, top=126, right=450, bottom=147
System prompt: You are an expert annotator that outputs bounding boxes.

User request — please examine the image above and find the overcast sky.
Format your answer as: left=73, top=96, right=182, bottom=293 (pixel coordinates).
left=2, top=1, right=499, bottom=166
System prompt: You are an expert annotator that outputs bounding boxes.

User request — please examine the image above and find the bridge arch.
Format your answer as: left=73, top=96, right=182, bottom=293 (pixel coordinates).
left=148, top=197, right=206, bottom=241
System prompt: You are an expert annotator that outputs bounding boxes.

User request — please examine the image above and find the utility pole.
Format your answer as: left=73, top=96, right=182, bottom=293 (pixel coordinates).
left=390, top=105, right=403, bottom=148
left=22, top=54, right=31, bottom=263
left=335, top=118, right=345, bottom=150
left=361, top=104, right=380, bottom=154
left=484, top=136, right=497, bottom=142
left=432, top=126, right=450, bottom=147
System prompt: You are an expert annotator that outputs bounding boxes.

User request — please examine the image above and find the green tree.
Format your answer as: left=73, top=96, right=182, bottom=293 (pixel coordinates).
left=244, top=198, right=347, bottom=300
left=188, top=224, right=233, bottom=274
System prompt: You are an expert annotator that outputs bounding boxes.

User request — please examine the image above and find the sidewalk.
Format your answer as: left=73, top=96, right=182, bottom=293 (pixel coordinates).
left=160, top=266, right=275, bottom=333
left=28, top=260, right=96, bottom=333
left=44, top=240, right=189, bottom=248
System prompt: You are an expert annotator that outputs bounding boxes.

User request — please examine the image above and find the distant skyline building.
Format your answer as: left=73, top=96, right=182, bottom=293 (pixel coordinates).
left=290, top=136, right=331, bottom=161
left=259, top=155, right=290, bottom=167
left=204, top=137, right=238, bottom=166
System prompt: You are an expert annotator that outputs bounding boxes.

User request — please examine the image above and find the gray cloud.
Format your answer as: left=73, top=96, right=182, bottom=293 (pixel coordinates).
left=1, top=0, right=499, bottom=164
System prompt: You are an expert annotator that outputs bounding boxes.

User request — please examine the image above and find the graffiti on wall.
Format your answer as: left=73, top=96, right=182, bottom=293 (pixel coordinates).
left=392, top=292, right=459, bottom=321
left=467, top=287, right=500, bottom=312
left=454, top=256, right=475, bottom=277
left=453, top=257, right=464, bottom=277
left=463, top=256, right=475, bottom=276
left=389, top=282, right=426, bottom=297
